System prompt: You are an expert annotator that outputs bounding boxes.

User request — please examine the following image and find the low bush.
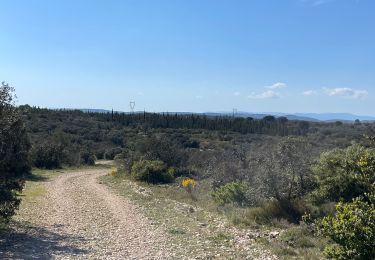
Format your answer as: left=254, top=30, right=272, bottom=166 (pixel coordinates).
left=211, top=181, right=255, bottom=207
left=317, top=192, right=375, bottom=259
left=280, top=226, right=315, bottom=248
left=262, top=225, right=327, bottom=259
left=32, top=142, right=64, bottom=169
left=231, top=199, right=307, bottom=226
left=80, top=151, right=96, bottom=165
left=104, top=147, right=123, bottom=160
left=131, top=160, right=174, bottom=184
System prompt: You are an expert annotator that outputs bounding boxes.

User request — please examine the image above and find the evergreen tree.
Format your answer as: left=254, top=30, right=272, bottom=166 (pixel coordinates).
left=0, top=82, right=31, bottom=221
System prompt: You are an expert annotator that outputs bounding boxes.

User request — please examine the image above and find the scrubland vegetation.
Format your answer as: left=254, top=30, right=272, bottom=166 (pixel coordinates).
left=1, top=84, right=375, bottom=259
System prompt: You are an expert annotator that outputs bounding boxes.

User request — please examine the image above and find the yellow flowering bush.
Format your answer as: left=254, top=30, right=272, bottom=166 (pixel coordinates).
left=182, top=178, right=196, bottom=189
left=110, top=167, right=118, bottom=177
left=181, top=178, right=197, bottom=200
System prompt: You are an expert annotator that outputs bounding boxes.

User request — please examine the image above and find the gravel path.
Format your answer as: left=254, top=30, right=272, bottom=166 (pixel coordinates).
left=1, top=169, right=170, bottom=259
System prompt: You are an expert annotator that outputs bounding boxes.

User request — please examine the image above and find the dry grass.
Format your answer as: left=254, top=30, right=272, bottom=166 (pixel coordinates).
left=259, top=226, right=327, bottom=260
left=100, top=174, right=277, bottom=259
left=104, top=172, right=327, bottom=259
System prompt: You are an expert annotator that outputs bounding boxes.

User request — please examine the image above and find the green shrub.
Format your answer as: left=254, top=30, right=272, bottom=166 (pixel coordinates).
left=131, top=160, right=174, bottom=184
left=317, top=192, right=375, bottom=259
left=280, top=226, right=315, bottom=248
left=172, top=167, right=196, bottom=178
left=231, top=199, right=307, bottom=225
left=32, top=142, right=64, bottom=169
left=104, top=147, right=123, bottom=160
left=211, top=181, right=255, bottom=207
left=136, top=136, right=185, bottom=167
left=80, top=151, right=96, bottom=165
left=312, top=144, right=375, bottom=203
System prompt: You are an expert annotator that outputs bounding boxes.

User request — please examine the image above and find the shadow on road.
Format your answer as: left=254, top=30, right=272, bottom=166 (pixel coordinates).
left=24, top=173, right=49, bottom=182
left=0, top=222, right=89, bottom=259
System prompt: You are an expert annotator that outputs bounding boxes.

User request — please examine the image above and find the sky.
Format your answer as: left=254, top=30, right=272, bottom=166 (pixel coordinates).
left=1, top=0, right=374, bottom=115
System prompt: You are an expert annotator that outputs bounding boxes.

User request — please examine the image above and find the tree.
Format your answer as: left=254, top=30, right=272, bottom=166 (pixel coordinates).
left=258, top=137, right=314, bottom=202
left=0, top=82, right=30, bottom=221
left=298, top=121, right=310, bottom=136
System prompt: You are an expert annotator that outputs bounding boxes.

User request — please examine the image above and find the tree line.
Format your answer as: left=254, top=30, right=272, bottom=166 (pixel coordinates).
left=24, top=107, right=314, bottom=136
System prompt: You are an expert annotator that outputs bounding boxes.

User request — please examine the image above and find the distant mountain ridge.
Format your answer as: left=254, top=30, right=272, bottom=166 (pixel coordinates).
left=72, top=108, right=375, bottom=122
left=204, top=112, right=375, bottom=122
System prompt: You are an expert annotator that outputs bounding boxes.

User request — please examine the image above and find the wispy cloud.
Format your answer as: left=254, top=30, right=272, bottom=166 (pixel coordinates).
left=323, top=87, right=368, bottom=99
left=248, top=90, right=280, bottom=99
left=302, top=90, right=318, bottom=96
left=247, top=82, right=287, bottom=99
left=265, top=82, right=287, bottom=89
left=233, top=91, right=241, bottom=96
left=195, top=95, right=203, bottom=99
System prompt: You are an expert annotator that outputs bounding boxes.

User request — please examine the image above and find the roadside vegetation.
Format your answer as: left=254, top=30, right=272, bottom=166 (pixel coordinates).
left=1, top=83, right=375, bottom=259
left=0, top=82, right=30, bottom=222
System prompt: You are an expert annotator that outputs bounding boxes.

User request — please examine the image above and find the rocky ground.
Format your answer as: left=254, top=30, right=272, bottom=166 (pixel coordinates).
left=0, top=169, right=170, bottom=259
left=0, top=168, right=278, bottom=259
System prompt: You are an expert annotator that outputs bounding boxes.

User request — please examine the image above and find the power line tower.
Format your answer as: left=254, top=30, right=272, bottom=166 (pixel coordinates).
left=233, top=108, right=238, bottom=117
left=129, top=101, right=136, bottom=113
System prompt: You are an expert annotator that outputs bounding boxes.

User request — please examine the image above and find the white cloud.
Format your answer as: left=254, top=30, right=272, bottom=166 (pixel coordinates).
left=303, top=90, right=318, bottom=96
left=233, top=91, right=240, bottom=96
left=195, top=95, right=203, bottom=99
left=265, top=82, right=287, bottom=89
left=323, top=87, right=368, bottom=99
left=248, top=90, right=280, bottom=99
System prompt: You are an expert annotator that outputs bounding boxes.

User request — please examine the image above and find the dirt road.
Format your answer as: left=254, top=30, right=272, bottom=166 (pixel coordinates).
left=0, top=169, right=170, bottom=259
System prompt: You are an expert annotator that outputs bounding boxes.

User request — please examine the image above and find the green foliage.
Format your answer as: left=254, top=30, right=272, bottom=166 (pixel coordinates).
left=312, top=144, right=375, bottom=203
left=231, top=199, right=307, bottom=225
left=31, top=132, right=96, bottom=168
left=32, top=142, right=64, bottom=169
left=317, top=192, right=375, bottom=259
left=260, top=225, right=327, bottom=259
left=131, top=160, right=174, bottom=184
left=104, top=147, right=123, bottom=160
left=115, top=135, right=191, bottom=182
left=211, top=181, right=255, bottom=207
left=280, top=226, right=316, bottom=249
left=314, top=144, right=375, bottom=259
left=0, top=82, right=31, bottom=221
left=258, top=137, right=314, bottom=202
left=80, top=151, right=96, bottom=165
left=136, top=136, right=185, bottom=167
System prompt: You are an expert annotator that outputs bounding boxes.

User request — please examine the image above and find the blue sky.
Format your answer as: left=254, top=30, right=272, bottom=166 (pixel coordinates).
left=1, top=0, right=374, bottom=115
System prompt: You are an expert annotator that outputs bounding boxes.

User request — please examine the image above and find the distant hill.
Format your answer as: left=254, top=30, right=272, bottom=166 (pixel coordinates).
left=293, top=113, right=375, bottom=122
left=205, top=111, right=375, bottom=122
